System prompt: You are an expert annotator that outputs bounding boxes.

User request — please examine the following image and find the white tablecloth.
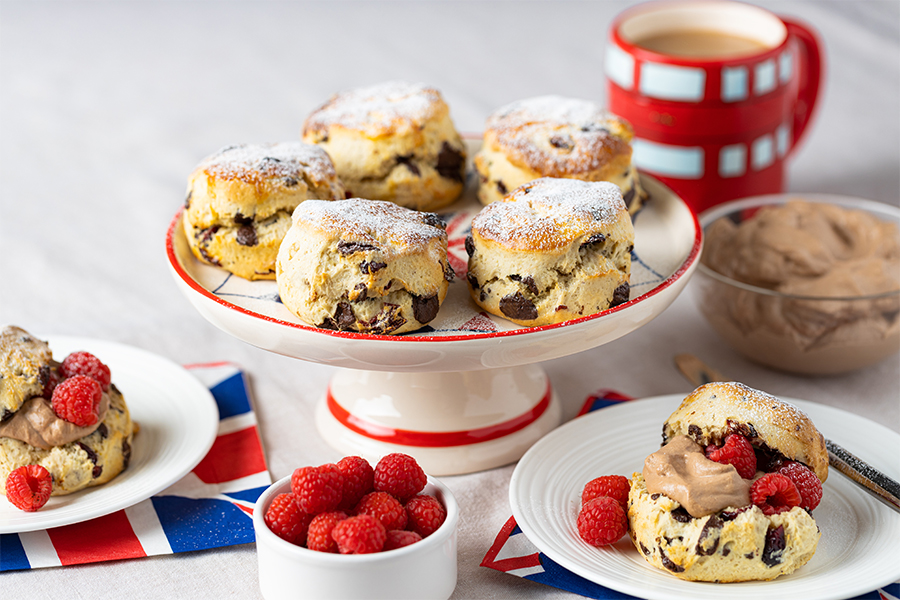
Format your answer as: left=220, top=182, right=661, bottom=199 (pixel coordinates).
left=1, top=1, right=897, bottom=598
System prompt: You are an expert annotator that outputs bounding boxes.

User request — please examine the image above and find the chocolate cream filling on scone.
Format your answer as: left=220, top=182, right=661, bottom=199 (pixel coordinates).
left=183, top=142, right=346, bottom=280
left=473, top=95, right=646, bottom=214
left=302, top=81, right=466, bottom=212
left=627, top=382, right=828, bottom=582
left=0, top=326, right=134, bottom=497
left=276, top=198, right=454, bottom=335
left=465, top=177, right=634, bottom=327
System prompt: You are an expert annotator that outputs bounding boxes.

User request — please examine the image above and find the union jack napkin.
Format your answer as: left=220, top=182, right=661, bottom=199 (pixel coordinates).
left=481, top=390, right=900, bottom=600
left=0, top=362, right=270, bottom=571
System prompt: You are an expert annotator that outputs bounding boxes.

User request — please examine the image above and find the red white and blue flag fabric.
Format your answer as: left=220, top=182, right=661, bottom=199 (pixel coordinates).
left=481, top=390, right=900, bottom=600
left=0, top=363, right=270, bottom=571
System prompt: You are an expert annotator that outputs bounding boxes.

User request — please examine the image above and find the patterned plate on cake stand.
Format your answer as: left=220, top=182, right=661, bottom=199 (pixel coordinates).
left=165, top=139, right=701, bottom=475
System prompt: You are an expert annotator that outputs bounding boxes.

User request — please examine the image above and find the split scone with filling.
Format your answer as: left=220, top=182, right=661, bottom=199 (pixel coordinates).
left=302, top=81, right=467, bottom=212
left=629, top=381, right=827, bottom=582
left=465, top=177, right=634, bottom=327
left=183, top=142, right=346, bottom=280
left=1, top=326, right=134, bottom=499
left=276, top=198, right=455, bottom=335
left=473, top=95, right=645, bottom=213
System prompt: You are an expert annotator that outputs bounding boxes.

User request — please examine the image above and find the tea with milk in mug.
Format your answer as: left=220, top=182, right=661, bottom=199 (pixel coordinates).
left=633, top=29, right=771, bottom=58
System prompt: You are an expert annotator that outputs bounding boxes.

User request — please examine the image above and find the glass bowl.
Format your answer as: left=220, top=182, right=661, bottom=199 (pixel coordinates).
left=695, top=194, right=900, bottom=375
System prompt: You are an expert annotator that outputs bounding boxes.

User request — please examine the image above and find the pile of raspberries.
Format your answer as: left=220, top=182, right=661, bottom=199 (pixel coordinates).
left=577, top=433, right=823, bottom=547
left=264, top=453, right=447, bottom=554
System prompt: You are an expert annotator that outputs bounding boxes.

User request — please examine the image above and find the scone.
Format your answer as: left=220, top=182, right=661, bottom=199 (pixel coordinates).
left=276, top=198, right=455, bottom=335
left=1, top=325, right=53, bottom=420
left=628, top=382, right=827, bottom=582
left=0, top=326, right=134, bottom=498
left=183, top=142, right=346, bottom=280
left=465, top=177, right=634, bottom=327
left=473, top=95, right=645, bottom=213
left=302, top=81, right=467, bottom=212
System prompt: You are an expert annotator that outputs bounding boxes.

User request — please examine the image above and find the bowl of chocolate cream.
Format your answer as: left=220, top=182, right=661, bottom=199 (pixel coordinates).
left=695, top=194, right=900, bottom=374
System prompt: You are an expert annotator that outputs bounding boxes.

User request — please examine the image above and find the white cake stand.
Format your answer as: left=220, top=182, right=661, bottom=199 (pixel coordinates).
left=166, top=153, right=701, bottom=475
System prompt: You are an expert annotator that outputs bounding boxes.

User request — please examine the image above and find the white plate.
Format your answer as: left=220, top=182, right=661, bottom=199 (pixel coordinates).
left=509, top=395, right=900, bottom=600
left=166, top=138, right=702, bottom=373
left=0, top=335, right=219, bottom=533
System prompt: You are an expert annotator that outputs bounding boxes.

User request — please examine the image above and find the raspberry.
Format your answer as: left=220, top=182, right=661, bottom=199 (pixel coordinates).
left=582, top=475, right=630, bottom=510
left=51, top=374, right=102, bottom=427
left=405, top=494, right=446, bottom=538
left=705, top=434, right=757, bottom=479
left=336, top=455, right=374, bottom=510
left=331, top=514, right=386, bottom=554
left=374, top=453, right=426, bottom=501
left=383, top=529, right=422, bottom=551
left=264, top=493, right=313, bottom=545
left=355, top=491, right=408, bottom=531
left=60, top=351, right=111, bottom=391
left=5, top=464, right=52, bottom=512
left=291, top=465, right=344, bottom=514
left=306, top=511, right=348, bottom=553
left=777, top=460, right=823, bottom=511
left=577, top=496, right=628, bottom=546
left=751, top=473, right=802, bottom=515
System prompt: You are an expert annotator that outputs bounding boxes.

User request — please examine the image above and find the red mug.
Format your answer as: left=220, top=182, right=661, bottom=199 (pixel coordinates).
left=606, top=1, right=823, bottom=215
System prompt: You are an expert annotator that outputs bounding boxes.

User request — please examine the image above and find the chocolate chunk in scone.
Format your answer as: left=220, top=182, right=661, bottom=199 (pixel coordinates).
left=276, top=199, right=452, bottom=335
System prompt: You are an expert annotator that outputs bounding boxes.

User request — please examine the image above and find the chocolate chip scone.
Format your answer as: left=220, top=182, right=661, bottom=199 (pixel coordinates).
left=183, top=142, right=346, bottom=280
left=1, top=326, right=54, bottom=420
left=276, top=198, right=454, bottom=335
left=628, top=382, right=827, bottom=582
left=0, top=327, right=134, bottom=497
left=302, top=81, right=467, bottom=212
left=465, top=177, right=634, bottom=327
left=473, top=95, right=645, bottom=213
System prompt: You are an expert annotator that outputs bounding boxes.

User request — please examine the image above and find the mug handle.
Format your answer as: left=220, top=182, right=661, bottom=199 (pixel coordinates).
left=782, top=18, right=824, bottom=154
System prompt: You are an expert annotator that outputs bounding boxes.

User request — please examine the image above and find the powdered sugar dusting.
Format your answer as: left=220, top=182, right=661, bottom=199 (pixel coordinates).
left=492, top=95, right=609, bottom=126
left=472, top=178, right=627, bottom=250
left=304, top=81, right=441, bottom=136
left=719, top=381, right=812, bottom=423
left=485, top=95, right=632, bottom=176
left=295, top=198, right=446, bottom=248
left=199, top=142, right=338, bottom=183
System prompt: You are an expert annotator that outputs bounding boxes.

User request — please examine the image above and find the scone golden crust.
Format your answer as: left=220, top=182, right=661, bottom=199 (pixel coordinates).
left=276, top=198, right=454, bottom=335
left=663, top=382, right=828, bottom=482
left=1, top=326, right=53, bottom=418
left=183, top=142, right=346, bottom=280
left=628, top=473, right=820, bottom=582
left=465, top=177, right=634, bottom=327
left=474, top=95, right=645, bottom=213
left=302, top=81, right=466, bottom=212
